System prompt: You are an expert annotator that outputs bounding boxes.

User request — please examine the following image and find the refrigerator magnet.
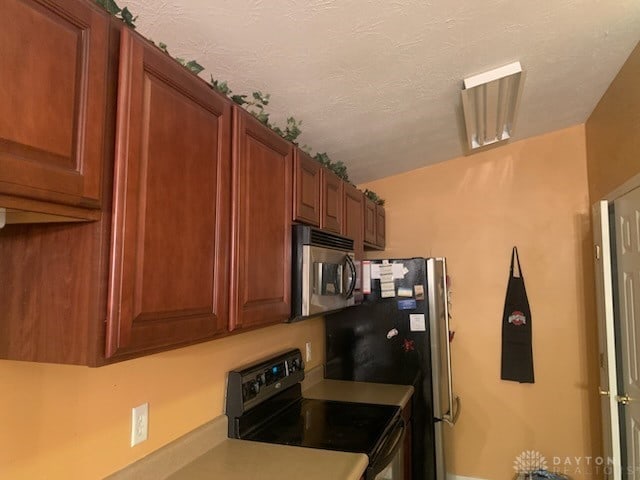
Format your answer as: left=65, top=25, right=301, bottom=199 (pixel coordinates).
left=397, top=299, right=417, bottom=310
left=414, top=285, right=424, bottom=300
left=397, top=287, right=413, bottom=297
left=362, top=261, right=371, bottom=294
left=381, top=289, right=396, bottom=298
left=409, top=314, right=427, bottom=332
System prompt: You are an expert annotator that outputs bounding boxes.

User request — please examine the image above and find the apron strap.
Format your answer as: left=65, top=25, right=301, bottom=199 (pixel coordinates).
left=510, top=247, right=523, bottom=278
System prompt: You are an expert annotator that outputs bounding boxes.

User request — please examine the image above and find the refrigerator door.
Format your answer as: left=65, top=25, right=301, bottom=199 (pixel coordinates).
left=325, top=258, right=437, bottom=480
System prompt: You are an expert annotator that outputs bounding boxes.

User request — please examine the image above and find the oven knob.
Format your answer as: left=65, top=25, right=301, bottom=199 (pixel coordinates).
left=291, top=358, right=301, bottom=371
left=251, top=381, right=260, bottom=394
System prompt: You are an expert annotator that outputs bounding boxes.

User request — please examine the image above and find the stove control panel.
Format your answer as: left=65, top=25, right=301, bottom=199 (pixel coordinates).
left=225, top=349, right=304, bottom=419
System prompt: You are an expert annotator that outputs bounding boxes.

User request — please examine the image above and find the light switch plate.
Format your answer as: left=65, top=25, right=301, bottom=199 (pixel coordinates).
left=305, top=341, right=312, bottom=363
left=131, top=403, right=149, bottom=447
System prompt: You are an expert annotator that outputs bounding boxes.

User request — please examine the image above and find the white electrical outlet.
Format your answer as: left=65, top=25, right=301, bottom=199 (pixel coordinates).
left=131, top=403, right=149, bottom=447
left=305, top=341, right=312, bottom=363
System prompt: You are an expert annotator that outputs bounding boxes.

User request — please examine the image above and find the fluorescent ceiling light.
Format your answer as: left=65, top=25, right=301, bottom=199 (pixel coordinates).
left=460, top=61, right=525, bottom=151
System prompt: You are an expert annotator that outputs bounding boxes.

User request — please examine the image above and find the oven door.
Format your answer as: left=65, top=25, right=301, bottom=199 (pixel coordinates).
left=368, top=419, right=405, bottom=480
left=302, top=245, right=357, bottom=317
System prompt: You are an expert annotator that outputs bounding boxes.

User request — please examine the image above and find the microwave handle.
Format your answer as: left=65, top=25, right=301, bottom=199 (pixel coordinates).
left=314, top=263, right=323, bottom=295
left=344, top=255, right=357, bottom=299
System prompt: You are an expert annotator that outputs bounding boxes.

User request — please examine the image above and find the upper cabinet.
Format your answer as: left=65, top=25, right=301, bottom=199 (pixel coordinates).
left=375, top=204, right=386, bottom=249
left=364, top=197, right=386, bottom=250
left=293, top=149, right=321, bottom=226
left=105, top=29, right=232, bottom=358
left=364, top=197, right=377, bottom=245
left=293, top=157, right=387, bottom=253
left=230, top=107, right=293, bottom=331
left=321, top=169, right=344, bottom=234
left=0, top=0, right=109, bottom=219
left=343, top=183, right=364, bottom=260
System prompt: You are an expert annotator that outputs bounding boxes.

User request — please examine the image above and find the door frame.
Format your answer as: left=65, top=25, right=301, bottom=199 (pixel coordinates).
left=595, top=171, right=640, bottom=480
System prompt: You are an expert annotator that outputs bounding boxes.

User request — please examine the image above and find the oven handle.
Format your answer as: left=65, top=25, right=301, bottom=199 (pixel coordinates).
left=369, top=418, right=405, bottom=477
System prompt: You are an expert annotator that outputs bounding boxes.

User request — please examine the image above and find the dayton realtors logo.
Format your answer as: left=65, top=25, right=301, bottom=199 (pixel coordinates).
left=513, top=450, right=548, bottom=474
left=552, top=455, right=614, bottom=476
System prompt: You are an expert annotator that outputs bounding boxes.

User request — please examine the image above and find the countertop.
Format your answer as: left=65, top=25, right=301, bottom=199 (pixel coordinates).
left=107, top=367, right=414, bottom=480
left=304, top=377, right=414, bottom=409
left=166, top=439, right=368, bottom=480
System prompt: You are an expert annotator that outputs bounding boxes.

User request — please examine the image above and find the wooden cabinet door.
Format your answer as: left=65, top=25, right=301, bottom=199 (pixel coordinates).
left=343, top=183, right=364, bottom=260
left=376, top=204, right=386, bottom=248
left=230, top=107, right=293, bottom=330
left=364, top=197, right=377, bottom=245
left=321, top=169, right=344, bottom=234
left=0, top=0, right=108, bottom=212
left=106, top=29, right=231, bottom=358
left=293, top=149, right=321, bottom=226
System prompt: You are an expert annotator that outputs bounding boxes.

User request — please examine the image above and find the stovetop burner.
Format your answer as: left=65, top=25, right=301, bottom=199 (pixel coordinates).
left=243, top=397, right=399, bottom=456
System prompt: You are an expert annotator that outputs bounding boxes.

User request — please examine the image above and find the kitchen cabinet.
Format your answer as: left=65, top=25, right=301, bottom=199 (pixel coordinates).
left=364, top=197, right=386, bottom=250
left=375, top=204, right=386, bottom=249
left=343, top=183, right=364, bottom=260
left=0, top=0, right=109, bottom=220
left=364, top=197, right=377, bottom=245
left=321, top=169, right=344, bottom=234
left=105, top=28, right=232, bottom=358
left=293, top=149, right=321, bottom=226
left=230, top=107, right=293, bottom=331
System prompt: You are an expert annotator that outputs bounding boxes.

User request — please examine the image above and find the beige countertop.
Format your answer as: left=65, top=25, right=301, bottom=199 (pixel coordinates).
left=107, top=366, right=413, bottom=480
left=304, top=377, right=414, bottom=409
left=166, top=439, right=368, bottom=480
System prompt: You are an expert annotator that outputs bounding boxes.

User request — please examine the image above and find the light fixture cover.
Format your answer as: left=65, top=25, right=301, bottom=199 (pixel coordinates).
left=461, top=61, right=524, bottom=151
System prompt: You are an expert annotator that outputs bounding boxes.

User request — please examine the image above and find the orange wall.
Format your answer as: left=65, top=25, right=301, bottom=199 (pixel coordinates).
left=0, top=318, right=325, bottom=479
left=361, top=125, right=602, bottom=479
left=586, top=41, right=640, bottom=201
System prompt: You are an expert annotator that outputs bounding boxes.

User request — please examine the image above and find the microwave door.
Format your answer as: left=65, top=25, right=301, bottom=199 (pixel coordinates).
left=305, top=246, right=355, bottom=317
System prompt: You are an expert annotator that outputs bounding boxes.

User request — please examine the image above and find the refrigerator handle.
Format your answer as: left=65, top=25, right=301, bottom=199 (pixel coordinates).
left=443, top=396, right=461, bottom=426
left=441, top=258, right=456, bottom=425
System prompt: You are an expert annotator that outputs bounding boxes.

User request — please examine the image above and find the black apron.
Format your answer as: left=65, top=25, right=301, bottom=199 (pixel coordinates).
left=500, top=247, right=534, bottom=383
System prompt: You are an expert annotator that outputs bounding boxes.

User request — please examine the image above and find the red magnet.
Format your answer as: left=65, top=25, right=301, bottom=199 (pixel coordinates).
left=402, top=338, right=415, bottom=352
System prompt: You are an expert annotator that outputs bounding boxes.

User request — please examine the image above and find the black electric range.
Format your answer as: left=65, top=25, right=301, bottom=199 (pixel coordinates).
left=226, top=349, right=405, bottom=480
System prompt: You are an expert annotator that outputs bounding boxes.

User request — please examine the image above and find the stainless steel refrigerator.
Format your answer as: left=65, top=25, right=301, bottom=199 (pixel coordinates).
left=325, top=257, right=459, bottom=480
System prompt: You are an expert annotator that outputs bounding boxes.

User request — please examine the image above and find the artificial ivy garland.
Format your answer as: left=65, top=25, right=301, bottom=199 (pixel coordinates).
left=94, top=0, right=385, bottom=206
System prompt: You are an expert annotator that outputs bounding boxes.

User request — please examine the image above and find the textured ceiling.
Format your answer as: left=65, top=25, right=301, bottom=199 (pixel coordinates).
left=127, top=0, right=640, bottom=183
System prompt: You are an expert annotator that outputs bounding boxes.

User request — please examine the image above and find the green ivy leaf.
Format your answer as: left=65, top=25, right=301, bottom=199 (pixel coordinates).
left=210, top=78, right=227, bottom=93
left=231, top=95, right=247, bottom=105
left=120, top=7, right=136, bottom=28
left=97, top=0, right=121, bottom=15
left=252, top=111, right=270, bottom=125
left=175, top=57, right=186, bottom=66
left=158, top=42, right=169, bottom=53
left=185, top=60, right=204, bottom=74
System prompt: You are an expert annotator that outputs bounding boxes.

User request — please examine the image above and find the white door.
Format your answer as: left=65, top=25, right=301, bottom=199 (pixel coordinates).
left=615, top=186, right=640, bottom=478
left=593, top=201, right=622, bottom=480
